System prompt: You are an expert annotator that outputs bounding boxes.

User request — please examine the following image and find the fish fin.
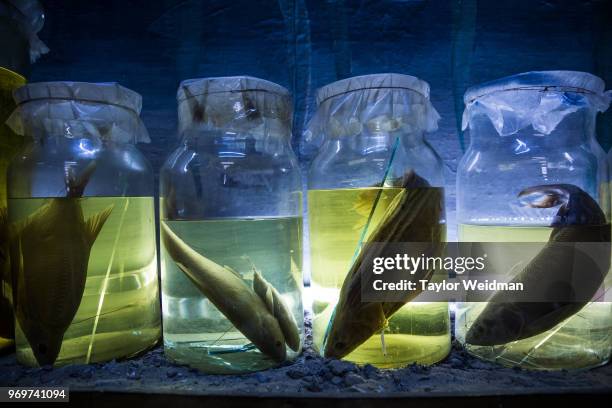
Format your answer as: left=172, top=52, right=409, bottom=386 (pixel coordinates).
left=224, top=265, right=243, bottom=280
left=253, top=270, right=301, bottom=351
left=66, top=161, right=98, bottom=198
left=85, top=204, right=114, bottom=246
left=253, top=270, right=274, bottom=313
left=352, top=189, right=379, bottom=218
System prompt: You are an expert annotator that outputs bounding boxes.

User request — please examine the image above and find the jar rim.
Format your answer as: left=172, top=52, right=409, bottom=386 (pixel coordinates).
left=464, top=71, right=606, bottom=104
left=13, top=81, right=143, bottom=114
left=315, top=73, right=432, bottom=105
left=177, top=76, right=290, bottom=102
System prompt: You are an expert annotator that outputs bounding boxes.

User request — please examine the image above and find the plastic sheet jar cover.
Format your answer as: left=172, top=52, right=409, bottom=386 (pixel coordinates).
left=462, top=70, right=612, bottom=137
left=177, top=75, right=292, bottom=139
left=304, top=73, right=440, bottom=151
left=7, top=81, right=150, bottom=145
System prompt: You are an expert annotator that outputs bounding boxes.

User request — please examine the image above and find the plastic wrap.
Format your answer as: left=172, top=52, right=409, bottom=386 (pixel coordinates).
left=7, top=82, right=150, bottom=144
left=462, top=71, right=612, bottom=136
left=177, top=76, right=293, bottom=140
left=0, top=0, right=49, bottom=62
left=303, top=73, right=441, bottom=148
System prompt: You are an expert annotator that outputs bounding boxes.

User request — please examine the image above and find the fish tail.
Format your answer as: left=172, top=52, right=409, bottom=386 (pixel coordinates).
left=85, top=204, right=114, bottom=245
left=252, top=268, right=301, bottom=352
left=65, top=161, right=98, bottom=198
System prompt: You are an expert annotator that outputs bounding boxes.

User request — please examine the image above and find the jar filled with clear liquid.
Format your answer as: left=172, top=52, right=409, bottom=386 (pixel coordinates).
left=306, top=73, right=449, bottom=368
left=6, top=82, right=161, bottom=366
left=457, top=71, right=612, bottom=370
left=160, top=76, right=303, bottom=374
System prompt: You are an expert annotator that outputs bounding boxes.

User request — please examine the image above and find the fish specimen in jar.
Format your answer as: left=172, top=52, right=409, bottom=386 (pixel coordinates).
left=161, top=222, right=300, bottom=362
left=466, top=184, right=610, bottom=346
left=10, top=162, right=113, bottom=365
left=323, top=171, right=445, bottom=359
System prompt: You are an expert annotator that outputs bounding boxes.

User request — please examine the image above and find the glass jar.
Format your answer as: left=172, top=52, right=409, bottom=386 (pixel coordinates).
left=6, top=82, right=161, bottom=367
left=306, top=73, right=449, bottom=368
left=0, top=66, right=25, bottom=352
left=160, top=76, right=303, bottom=374
left=456, top=71, right=612, bottom=370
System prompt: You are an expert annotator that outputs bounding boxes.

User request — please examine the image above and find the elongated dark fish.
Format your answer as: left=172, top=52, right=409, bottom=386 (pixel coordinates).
left=10, top=162, right=113, bottom=365
left=323, top=171, right=445, bottom=359
left=466, top=184, right=611, bottom=346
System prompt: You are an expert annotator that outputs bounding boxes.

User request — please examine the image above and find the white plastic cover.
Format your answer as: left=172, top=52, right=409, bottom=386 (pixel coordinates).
left=177, top=76, right=293, bottom=139
left=303, top=73, right=441, bottom=147
left=0, top=0, right=49, bottom=62
left=462, top=71, right=612, bottom=136
left=7, top=81, right=150, bottom=144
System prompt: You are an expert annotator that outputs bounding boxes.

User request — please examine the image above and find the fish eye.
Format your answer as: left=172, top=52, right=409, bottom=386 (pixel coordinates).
left=276, top=341, right=282, bottom=348
left=38, top=344, right=47, bottom=354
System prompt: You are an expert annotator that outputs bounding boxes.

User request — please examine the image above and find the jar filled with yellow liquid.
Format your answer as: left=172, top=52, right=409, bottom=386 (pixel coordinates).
left=6, top=82, right=161, bottom=366
left=160, top=76, right=303, bottom=374
left=306, top=73, right=449, bottom=368
left=0, top=67, right=26, bottom=352
left=457, top=71, right=612, bottom=370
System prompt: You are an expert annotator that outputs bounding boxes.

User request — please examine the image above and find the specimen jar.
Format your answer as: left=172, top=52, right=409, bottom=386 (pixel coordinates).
left=0, top=66, right=25, bottom=352
left=456, top=71, right=612, bottom=370
left=306, top=73, right=449, bottom=368
left=6, top=81, right=161, bottom=366
left=160, top=76, right=303, bottom=374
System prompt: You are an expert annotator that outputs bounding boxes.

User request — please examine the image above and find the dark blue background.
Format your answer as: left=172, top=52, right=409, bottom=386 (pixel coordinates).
left=28, top=0, right=612, bottom=236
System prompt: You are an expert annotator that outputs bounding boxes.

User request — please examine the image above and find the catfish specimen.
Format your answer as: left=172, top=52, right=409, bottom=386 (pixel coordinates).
left=323, top=171, right=445, bottom=359
left=161, top=222, right=300, bottom=361
left=10, top=162, right=113, bottom=365
left=466, top=184, right=610, bottom=346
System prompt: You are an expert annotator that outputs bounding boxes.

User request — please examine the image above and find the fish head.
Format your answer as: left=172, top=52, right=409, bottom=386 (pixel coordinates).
left=518, top=184, right=606, bottom=226
left=25, top=324, right=64, bottom=366
left=323, top=303, right=385, bottom=359
left=255, top=315, right=287, bottom=362
left=465, top=304, right=525, bottom=346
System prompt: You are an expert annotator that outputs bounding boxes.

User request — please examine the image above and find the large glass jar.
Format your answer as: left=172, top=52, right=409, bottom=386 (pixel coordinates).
left=6, top=82, right=161, bottom=367
left=0, top=66, right=25, bottom=352
left=160, top=76, right=303, bottom=374
left=306, top=73, right=449, bottom=368
left=456, top=71, right=612, bottom=370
